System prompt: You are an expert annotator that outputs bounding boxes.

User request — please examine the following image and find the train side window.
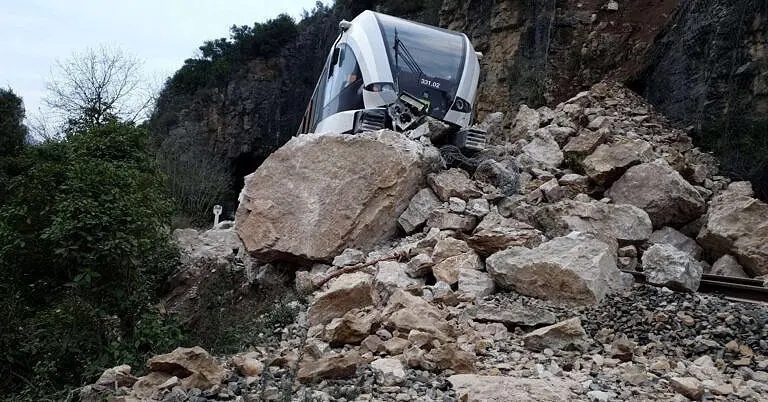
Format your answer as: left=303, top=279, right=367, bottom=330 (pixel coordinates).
left=322, top=44, right=364, bottom=119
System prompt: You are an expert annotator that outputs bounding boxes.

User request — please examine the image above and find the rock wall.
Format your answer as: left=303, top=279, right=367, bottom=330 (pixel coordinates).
left=439, top=0, right=680, bottom=118
left=632, top=0, right=768, bottom=130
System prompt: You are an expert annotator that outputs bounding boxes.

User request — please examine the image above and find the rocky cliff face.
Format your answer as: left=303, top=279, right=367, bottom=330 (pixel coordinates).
left=633, top=0, right=768, bottom=129
left=150, top=9, right=339, bottom=199
left=439, top=0, right=680, bottom=118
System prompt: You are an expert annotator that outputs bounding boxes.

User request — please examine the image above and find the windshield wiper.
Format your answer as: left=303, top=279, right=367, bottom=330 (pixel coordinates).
left=393, top=28, right=424, bottom=91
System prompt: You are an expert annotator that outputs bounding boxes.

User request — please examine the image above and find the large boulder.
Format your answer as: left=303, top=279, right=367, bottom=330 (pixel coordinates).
left=581, top=139, right=654, bottom=186
left=563, top=128, right=608, bottom=159
left=508, top=105, right=541, bottom=142
left=486, top=232, right=623, bottom=305
left=606, top=159, right=705, bottom=228
left=534, top=199, right=652, bottom=244
left=468, top=302, right=557, bottom=328
left=458, top=269, right=496, bottom=298
left=448, top=375, right=578, bottom=402
left=398, top=188, right=442, bottom=234
left=697, top=182, right=768, bottom=276
left=236, top=130, right=439, bottom=262
left=522, top=317, right=589, bottom=352
left=146, top=347, right=227, bottom=390
left=307, top=272, right=376, bottom=326
left=710, top=254, right=749, bottom=278
left=427, top=168, right=483, bottom=201
left=641, top=243, right=703, bottom=292
left=297, top=351, right=362, bottom=382
left=519, top=131, right=563, bottom=169
left=468, top=211, right=546, bottom=256
left=382, top=289, right=453, bottom=341
left=648, top=227, right=703, bottom=259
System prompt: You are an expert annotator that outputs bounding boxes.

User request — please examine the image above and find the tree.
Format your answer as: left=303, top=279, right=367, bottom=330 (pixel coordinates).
left=44, top=45, right=153, bottom=132
left=0, top=88, right=28, bottom=201
left=0, top=88, right=27, bottom=156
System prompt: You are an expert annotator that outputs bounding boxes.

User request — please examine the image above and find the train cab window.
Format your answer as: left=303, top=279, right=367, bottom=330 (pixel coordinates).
left=322, top=44, right=364, bottom=119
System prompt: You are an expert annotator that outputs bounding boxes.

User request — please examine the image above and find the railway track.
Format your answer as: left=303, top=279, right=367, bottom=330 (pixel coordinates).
left=622, top=270, right=768, bottom=304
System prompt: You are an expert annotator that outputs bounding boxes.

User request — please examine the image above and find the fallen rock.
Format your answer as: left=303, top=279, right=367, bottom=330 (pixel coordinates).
left=370, top=358, right=406, bottom=386
left=426, top=208, right=478, bottom=232
left=146, top=346, right=226, bottom=390
left=297, top=351, right=362, bottom=382
left=361, top=335, right=384, bottom=354
left=382, top=337, right=410, bottom=355
left=432, top=251, right=483, bottom=285
left=383, top=289, right=452, bottom=341
left=324, top=309, right=378, bottom=346
left=563, top=128, right=608, bottom=159
left=535, top=199, right=652, bottom=243
left=508, top=104, right=541, bottom=142
left=642, top=243, right=703, bottom=292
left=307, top=272, right=375, bottom=326
left=558, top=173, right=590, bottom=197
left=231, top=352, right=264, bottom=377
left=473, top=159, right=521, bottom=196
left=710, top=254, right=749, bottom=278
left=670, top=377, right=704, bottom=400
left=332, top=248, right=365, bottom=267
left=519, top=131, right=564, bottom=169
left=522, top=317, right=589, bottom=352
left=405, top=253, right=433, bottom=278
left=432, top=237, right=471, bottom=263
left=448, top=375, right=578, bottom=402
left=236, top=130, right=438, bottom=262
left=467, top=211, right=545, bottom=256
left=581, top=139, right=654, bottom=186
left=648, top=226, right=703, bottom=259
left=458, top=269, right=496, bottom=298
left=697, top=182, right=768, bottom=276
left=607, top=159, right=705, bottom=228
left=424, top=343, right=476, bottom=373
left=427, top=168, right=483, bottom=201
left=469, top=302, right=557, bottom=328
left=486, top=232, right=622, bottom=305
left=398, top=188, right=442, bottom=234
left=466, top=198, right=491, bottom=217
left=131, top=372, right=174, bottom=399
left=173, top=227, right=244, bottom=265
left=374, top=260, right=424, bottom=297
left=95, top=364, right=137, bottom=388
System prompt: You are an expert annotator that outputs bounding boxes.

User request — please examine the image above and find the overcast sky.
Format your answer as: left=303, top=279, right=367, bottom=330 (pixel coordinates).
left=0, top=0, right=330, bottom=120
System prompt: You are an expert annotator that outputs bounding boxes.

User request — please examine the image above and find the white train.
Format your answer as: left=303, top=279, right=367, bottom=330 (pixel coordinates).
left=298, top=11, right=486, bottom=151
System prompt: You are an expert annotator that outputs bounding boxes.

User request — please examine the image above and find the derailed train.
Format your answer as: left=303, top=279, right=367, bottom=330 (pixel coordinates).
left=298, top=10, right=487, bottom=152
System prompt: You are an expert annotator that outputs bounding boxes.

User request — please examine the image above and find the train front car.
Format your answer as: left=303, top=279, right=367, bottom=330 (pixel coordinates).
left=297, top=11, right=485, bottom=152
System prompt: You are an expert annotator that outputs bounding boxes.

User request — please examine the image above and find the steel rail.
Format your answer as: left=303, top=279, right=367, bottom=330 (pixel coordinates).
left=622, top=270, right=768, bottom=303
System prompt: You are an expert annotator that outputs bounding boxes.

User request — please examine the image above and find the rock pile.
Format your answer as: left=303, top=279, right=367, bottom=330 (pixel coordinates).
left=83, top=81, right=768, bottom=401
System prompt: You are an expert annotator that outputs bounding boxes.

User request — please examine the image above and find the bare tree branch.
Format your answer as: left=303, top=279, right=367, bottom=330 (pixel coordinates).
left=42, top=45, right=155, bottom=131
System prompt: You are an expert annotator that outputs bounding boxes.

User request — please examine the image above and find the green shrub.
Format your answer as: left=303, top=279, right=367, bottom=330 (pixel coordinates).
left=0, top=122, right=185, bottom=399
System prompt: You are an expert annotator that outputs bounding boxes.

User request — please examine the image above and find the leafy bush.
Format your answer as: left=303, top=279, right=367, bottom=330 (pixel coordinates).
left=0, top=122, right=185, bottom=399
left=0, top=88, right=28, bottom=202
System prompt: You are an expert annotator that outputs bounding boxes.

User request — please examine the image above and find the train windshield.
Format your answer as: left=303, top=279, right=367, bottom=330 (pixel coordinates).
left=375, top=13, right=466, bottom=119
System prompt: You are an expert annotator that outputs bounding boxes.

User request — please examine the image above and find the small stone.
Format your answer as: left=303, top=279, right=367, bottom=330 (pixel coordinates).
left=449, top=197, right=467, bottom=213
left=333, top=248, right=366, bottom=267
left=466, top=198, right=490, bottom=217
left=670, top=377, right=704, bottom=400
left=370, top=358, right=407, bottom=386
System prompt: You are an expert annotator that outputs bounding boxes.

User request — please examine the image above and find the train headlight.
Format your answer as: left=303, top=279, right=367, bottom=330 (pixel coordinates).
left=451, top=97, right=472, bottom=113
